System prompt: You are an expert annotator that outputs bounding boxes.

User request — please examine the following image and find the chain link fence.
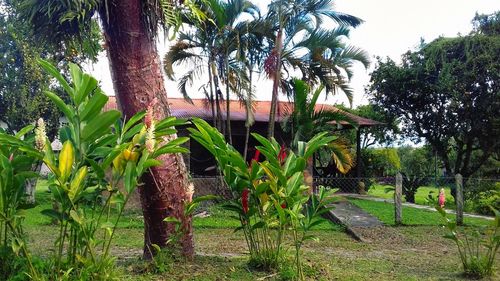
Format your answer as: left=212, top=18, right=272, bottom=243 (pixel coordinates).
left=194, top=174, right=498, bottom=218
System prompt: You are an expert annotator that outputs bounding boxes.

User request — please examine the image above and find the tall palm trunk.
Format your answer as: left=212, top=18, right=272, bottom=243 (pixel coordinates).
left=211, top=62, right=224, bottom=132
left=207, top=59, right=217, bottom=127
left=99, top=0, right=193, bottom=260
left=268, top=28, right=283, bottom=139
left=225, top=54, right=233, bottom=144
left=243, top=67, right=253, bottom=160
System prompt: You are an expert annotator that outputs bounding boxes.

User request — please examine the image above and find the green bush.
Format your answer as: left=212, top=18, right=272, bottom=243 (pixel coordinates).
left=465, top=180, right=500, bottom=216
left=436, top=205, right=500, bottom=278
left=189, top=118, right=336, bottom=280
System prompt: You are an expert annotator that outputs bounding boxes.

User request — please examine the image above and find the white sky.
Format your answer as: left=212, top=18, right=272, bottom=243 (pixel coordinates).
left=85, top=0, right=500, bottom=107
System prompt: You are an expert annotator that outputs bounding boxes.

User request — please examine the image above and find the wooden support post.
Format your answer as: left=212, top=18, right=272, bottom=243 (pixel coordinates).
left=355, top=128, right=362, bottom=194
left=455, top=174, right=464, bottom=226
left=395, top=173, right=403, bottom=225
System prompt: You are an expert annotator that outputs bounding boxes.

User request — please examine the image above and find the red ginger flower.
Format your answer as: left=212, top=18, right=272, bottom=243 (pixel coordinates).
left=252, top=149, right=261, bottom=163
left=242, top=188, right=250, bottom=214
left=144, top=97, right=158, bottom=128
left=278, top=144, right=287, bottom=164
left=438, top=188, right=446, bottom=208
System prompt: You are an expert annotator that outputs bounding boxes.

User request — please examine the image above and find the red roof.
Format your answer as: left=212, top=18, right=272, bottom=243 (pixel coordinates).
left=104, top=96, right=382, bottom=127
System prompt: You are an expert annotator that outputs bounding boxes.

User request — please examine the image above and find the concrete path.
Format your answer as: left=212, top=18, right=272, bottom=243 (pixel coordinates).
left=342, top=194, right=494, bottom=221
left=324, top=201, right=384, bottom=242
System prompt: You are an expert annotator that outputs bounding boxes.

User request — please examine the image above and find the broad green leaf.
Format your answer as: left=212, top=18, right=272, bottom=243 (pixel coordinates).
left=14, top=125, right=34, bottom=139
left=41, top=209, right=63, bottom=221
left=68, top=166, right=88, bottom=203
left=38, top=59, right=74, bottom=98
left=44, top=91, right=74, bottom=120
left=86, top=158, right=105, bottom=179
left=124, top=161, right=137, bottom=194
left=81, top=110, right=121, bottom=141
left=123, top=111, right=146, bottom=133
left=70, top=210, right=82, bottom=224
left=58, top=141, right=74, bottom=183
left=251, top=221, right=266, bottom=230
left=122, top=123, right=144, bottom=142
left=191, top=194, right=219, bottom=205
left=138, top=159, right=162, bottom=175
left=164, top=217, right=180, bottom=224
left=155, top=117, right=188, bottom=131
left=58, top=126, right=72, bottom=144
left=80, top=90, right=108, bottom=121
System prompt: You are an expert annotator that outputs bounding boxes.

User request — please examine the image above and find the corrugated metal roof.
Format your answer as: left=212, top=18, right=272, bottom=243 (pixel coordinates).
left=104, top=96, right=382, bottom=127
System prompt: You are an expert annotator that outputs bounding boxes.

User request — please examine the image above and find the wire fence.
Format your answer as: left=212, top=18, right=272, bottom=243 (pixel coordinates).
left=192, top=174, right=499, bottom=219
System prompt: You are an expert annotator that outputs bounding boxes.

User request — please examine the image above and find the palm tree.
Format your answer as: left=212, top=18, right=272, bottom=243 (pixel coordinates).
left=282, top=79, right=354, bottom=175
left=283, top=26, right=370, bottom=102
left=265, top=0, right=365, bottom=138
left=14, top=0, right=206, bottom=259
left=165, top=0, right=258, bottom=143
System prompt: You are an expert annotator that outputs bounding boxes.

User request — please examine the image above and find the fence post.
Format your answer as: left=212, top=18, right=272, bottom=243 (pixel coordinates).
left=395, top=173, right=403, bottom=225
left=455, top=174, right=463, bottom=226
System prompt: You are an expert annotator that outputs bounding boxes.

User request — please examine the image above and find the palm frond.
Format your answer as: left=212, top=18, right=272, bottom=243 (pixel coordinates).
left=327, top=138, right=354, bottom=174
left=177, top=63, right=206, bottom=104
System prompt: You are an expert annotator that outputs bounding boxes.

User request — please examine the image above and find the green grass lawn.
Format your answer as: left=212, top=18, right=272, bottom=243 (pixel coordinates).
left=367, top=184, right=456, bottom=207
left=13, top=180, right=499, bottom=280
left=349, top=198, right=491, bottom=226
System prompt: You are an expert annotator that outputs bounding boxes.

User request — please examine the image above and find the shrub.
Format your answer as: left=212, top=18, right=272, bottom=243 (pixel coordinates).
left=1, top=60, right=188, bottom=280
left=436, top=205, right=500, bottom=278
left=189, top=118, right=336, bottom=280
left=0, top=125, right=40, bottom=279
left=464, top=180, right=500, bottom=216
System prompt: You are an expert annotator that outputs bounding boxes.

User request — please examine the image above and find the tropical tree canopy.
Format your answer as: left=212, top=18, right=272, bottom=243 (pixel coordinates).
left=368, top=12, right=500, bottom=177
left=0, top=1, right=99, bottom=139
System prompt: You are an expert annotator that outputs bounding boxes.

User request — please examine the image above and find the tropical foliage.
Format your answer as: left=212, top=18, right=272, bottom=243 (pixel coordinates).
left=368, top=12, right=500, bottom=178
left=0, top=61, right=189, bottom=280
left=0, top=125, right=39, bottom=280
left=282, top=79, right=354, bottom=174
left=265, top=0, right=369, bottom=137
left=0, top=2, right=100, bottom=139
left=189, top=118, right=337, bottom=279
left=164, top=0, right=263, bottom=143
left=10, top=0, right=212, bottom=258
left=436, top=204, right=500, bottom=278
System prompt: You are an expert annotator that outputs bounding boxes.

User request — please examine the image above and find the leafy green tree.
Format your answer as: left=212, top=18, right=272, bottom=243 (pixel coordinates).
left=368, top=13, right=500, bottom=177
left=0, top=4, right=98, bottom=139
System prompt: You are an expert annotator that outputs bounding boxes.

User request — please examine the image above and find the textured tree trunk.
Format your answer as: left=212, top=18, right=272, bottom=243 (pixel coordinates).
left=211, top=62, right=224, bottom=132
left=99, top=0, right=193, bottom=260
left=268, top=28, right=283, bottom=139
left=225, top=55, right=232, bottom=144
left=207, top=61, right=217, bottom=127
left=243, top=69, right=253, bottom=161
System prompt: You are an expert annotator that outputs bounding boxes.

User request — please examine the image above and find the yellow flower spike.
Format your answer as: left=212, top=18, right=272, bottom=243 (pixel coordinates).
left=59, top=141, right=75, bottom=183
